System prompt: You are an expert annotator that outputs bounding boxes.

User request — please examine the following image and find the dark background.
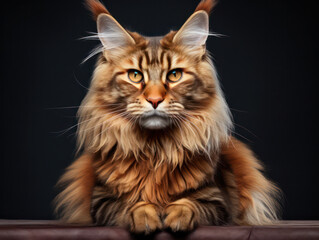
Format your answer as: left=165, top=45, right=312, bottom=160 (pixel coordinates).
left=0, top=0, right=318, bottom=220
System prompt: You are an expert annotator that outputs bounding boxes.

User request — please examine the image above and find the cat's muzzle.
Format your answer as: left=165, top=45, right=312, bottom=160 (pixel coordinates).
left=139, top=110, right=170, bottom=130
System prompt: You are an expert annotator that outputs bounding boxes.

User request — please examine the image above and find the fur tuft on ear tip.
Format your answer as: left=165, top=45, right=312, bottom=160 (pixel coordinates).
left=195, top=0, right=218, bottom=15
left=85, top=0, right=110, bottom=20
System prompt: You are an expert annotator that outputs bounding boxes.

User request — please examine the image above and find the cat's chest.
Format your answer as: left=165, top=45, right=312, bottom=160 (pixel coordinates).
left=95, top=156, right=214, bottom=205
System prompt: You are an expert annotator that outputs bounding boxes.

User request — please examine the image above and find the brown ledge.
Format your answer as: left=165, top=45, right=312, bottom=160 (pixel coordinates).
left=0, top=220, right=319, bottom=240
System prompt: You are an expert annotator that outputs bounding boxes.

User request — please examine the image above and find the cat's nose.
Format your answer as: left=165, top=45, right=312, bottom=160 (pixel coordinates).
left=146, top=96, right=163, bottom=109
left=144, top=84, right=166, bottom=109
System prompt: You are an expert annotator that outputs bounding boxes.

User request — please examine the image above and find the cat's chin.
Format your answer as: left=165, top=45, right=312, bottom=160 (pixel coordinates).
left=139, top=111, right=170, bottom=130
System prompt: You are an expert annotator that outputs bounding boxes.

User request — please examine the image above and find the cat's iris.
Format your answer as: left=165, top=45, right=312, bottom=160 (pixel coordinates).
left=167, top=69, right=183, bottom=82
left=128, top=69, right=143, bottom=83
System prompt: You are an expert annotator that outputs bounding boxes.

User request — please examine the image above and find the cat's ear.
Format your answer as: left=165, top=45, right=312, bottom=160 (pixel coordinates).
left=173, top=11, right=209, bottom=46
left=85, top=0, right=135, bottom=49
left=173, top=0, right=217, bottom=46
left=97, top=14, right=135, bottom=49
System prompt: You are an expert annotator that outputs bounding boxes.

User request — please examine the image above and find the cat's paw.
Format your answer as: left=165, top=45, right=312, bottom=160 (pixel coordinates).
left=164, top=199, right=198, bottom=232
left=129, top=202, right=162, bottom=234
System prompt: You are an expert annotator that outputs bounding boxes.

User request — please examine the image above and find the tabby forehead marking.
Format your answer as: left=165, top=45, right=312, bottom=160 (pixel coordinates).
left=123, top=44, right=194, bottom=87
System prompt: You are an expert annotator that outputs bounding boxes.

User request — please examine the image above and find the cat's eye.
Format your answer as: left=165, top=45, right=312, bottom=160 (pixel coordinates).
left=167, top=69, right=183, bottom=82
left=128, top=69, right=143, bottom=83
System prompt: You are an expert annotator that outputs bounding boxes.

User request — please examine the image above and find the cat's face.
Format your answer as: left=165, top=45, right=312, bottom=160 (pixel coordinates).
left=88, top=10, right=216, bottom=130
left=78, top=0, right=232, bottom=155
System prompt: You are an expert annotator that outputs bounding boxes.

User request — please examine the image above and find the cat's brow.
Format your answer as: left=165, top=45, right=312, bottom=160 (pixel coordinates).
left=159, top=50, right=165, bottom=65
left=146, top=36, right=162, bottom=66
left=144, top=51, right=150, bottom=65
left=166, top=54, right=172, bottom=70
left=138, top=55, right=143, bottom=70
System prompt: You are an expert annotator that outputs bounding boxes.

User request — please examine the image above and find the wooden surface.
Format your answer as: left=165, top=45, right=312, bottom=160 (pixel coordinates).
left=0, top=220, right=319, bottom=240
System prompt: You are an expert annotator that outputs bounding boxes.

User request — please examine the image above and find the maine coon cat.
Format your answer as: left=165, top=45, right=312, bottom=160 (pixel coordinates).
left=55, top=0, right=280, bottom=234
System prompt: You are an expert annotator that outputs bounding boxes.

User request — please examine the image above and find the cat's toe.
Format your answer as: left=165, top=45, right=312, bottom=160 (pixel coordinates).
left=130, top=203, right=162, bottom=234
left=164, top=204, right=196, bottom=232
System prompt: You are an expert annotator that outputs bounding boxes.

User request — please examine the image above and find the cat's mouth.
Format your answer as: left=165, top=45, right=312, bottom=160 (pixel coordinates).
left=139, top=110, right=170, bottom=130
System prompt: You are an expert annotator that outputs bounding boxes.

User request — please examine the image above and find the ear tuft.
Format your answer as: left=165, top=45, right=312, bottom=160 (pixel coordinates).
left=85, top=0, right=110, bottom=20
left=195, top=0, right=217, bottom=15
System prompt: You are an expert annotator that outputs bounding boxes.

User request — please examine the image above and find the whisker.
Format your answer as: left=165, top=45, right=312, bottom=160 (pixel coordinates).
left=229, top=107, right=248, bottom=113
left=46, top=103, right=122, bottom=110
left=52, top=114, right=108, bottom=136
left=90, top=112, right=131, bottom=145
left=77, top=111, right=129, bottom=134
left=73, top=73, right=91, bottom=92
left=175, top=114, right=214, bottom=163
left=81, top=44, right=104, bottom=63
left=178, top=114, right=203, bottom=134
left=52, top=106, right=125, bottom=136
left=175, top=115, right=198, bottom=138
left=234, top=123, right=258, bottom=139
left=46, top=105, right=107, bottom=110
left=231, top=130, right=253, bottom=143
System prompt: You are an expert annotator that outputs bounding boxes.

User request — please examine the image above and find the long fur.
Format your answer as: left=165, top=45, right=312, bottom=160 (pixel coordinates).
left=55, top=0, right=280, bottom=232
left=85, top=0, right=109, bottom=20
left=55, top=154, right=94, bottom=223
left=220, top=137, right=280, bottom=225
left=195, top=0, right=218, bottom=14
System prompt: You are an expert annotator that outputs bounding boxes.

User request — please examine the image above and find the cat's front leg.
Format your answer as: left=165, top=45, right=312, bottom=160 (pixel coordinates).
left=164, top=198, right=198, bottom=231
left=127, top=201, right=163, bottom=234
left=164, top=186, right=229, bottom=231
left=90, top=185, right=125, bottom=226
left=91, top=185, right=162, bottom=234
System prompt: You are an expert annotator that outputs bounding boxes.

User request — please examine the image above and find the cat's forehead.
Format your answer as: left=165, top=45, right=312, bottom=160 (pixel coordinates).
left=124, top=35, right=176, bottom=69
left=117, top=35, right=199, bottom=75
left=144, top=36, right=162, bottom=57
left=144, top=36, right=165, bottom=57
left=146, top=36, right=163, bottom=47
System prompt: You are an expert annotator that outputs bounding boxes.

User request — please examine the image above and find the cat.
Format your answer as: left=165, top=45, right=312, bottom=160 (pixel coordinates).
left=55, top=0, right=280, bottom=234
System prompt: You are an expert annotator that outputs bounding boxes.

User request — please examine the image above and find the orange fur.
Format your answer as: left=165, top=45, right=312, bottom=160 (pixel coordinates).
left=85, top=0, right=109, bottom=20
left=55, top=154, right=95, bottom=223
left=94, top=152, right=215, bottom=206
left=164, top=198, right=199, bottom=231
left=221, top=137, right=280, bottom=224
left=129, top=202, right=162, bottom=233
left=55, top=0, right=280, bottom=233
left=195, top=0, right=218, bottom=14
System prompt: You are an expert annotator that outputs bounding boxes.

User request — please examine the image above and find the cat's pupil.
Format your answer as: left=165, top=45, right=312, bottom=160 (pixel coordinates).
left=134, top=72, right=138, bottom=78
left=173, top=71, right=176, bottom=77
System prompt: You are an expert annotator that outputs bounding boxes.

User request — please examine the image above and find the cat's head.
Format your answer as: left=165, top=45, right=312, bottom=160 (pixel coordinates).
left=78, top=0, right=232, bottom=155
